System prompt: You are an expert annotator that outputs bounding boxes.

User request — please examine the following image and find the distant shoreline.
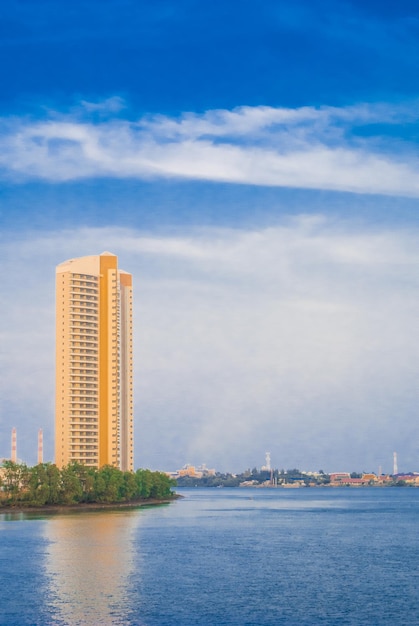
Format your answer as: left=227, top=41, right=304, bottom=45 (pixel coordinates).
left=0, top=494, right=182, bottom=516
left=175, top=483, right=418, bottom=489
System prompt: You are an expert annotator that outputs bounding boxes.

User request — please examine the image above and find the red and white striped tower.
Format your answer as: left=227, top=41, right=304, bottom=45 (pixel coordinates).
left=11, top=427, right=17, bottom=463
left=38, top=429, right=43, bottom=465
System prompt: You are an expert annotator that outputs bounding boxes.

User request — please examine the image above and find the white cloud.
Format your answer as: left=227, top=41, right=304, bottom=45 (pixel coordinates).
left=1, top=101, right=419, bottom=195
left=79, top=96, right=126, bottom=113
left=0, top=218, right=418, bottom=473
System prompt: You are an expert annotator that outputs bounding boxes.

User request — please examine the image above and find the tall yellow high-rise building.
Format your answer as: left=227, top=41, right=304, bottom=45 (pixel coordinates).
left=55, top=252, right=134, bottom=470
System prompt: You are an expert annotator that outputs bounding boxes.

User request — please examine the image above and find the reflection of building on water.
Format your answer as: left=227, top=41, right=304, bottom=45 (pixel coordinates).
left=45, top=511, right=142, bottom=626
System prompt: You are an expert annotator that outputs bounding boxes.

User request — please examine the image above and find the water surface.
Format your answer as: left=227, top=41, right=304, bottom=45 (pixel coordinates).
left=0, top=488, right=418, bottom=625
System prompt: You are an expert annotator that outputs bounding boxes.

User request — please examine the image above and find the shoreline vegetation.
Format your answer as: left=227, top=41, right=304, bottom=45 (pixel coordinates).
left=0, top=461, right=177, bottom=511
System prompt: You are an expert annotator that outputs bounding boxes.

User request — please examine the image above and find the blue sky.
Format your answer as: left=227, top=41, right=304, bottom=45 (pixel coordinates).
left=0, top=0, right=418, bottom=473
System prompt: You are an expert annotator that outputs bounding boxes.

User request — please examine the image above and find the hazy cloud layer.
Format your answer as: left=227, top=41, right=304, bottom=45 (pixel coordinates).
left=1, top=102, right=419, bottom=195
left=1, top=217, right=418, bottom=473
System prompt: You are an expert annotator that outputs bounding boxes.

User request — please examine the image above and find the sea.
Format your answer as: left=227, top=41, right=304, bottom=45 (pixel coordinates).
left=0, top=487, right=418, bottom=626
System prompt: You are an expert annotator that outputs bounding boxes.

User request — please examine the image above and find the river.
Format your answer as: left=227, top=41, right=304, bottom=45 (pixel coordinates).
left=0, top=487, right=418, bottom=625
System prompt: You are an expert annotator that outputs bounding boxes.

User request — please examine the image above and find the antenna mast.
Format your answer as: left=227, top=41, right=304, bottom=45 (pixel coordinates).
left=393, top=452, right=398, bottom=475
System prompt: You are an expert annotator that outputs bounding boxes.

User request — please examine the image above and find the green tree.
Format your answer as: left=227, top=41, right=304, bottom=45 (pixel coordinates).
left=121, top=471, right=138, bottom=501
left=27, top=464, right=50, bottom=505
left=95, top=465, right=124, bottom=502
left=150, top=472, right=175, bottom=499
left=45, top=463, right=62, bottom=504
left=1, top=461, right=29, bottom=504
left=1, top=461, right=176, bottom=507
left=135, top=469, right=154, bottom=498
left=60, top=464, right=83, bottom=504
left=63, top=462, right=95, bottom=502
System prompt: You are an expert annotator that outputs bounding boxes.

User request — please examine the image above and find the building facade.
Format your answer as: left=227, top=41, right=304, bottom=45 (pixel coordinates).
left=55, top=252, right=133, bottom=470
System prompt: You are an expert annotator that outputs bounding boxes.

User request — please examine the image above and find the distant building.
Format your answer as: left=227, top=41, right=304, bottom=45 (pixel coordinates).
left=55, top=253, right=134, bottom=470
left=394, top=473, right=419, bottom=485
left=329, top=473, right=351, bottom=483
left=169, top=463, right=217, bottom=479
left=329, top=472, right=393, bottom=486
left=178, top=464, right=200, bottom=478
left=361, top=473, right=378, bottom=483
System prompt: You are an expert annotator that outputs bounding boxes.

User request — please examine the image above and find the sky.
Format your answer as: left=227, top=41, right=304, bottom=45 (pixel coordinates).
left=0, top=0, right=418, bottom=474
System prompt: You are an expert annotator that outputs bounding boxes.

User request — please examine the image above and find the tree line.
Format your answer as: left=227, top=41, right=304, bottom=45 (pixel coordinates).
left=0, top=461, right=176, bottom=507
